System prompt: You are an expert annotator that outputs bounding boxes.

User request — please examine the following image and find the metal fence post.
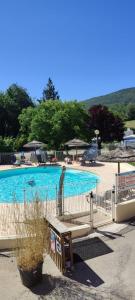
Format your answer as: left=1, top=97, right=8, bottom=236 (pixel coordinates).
left=111, top=185, right=115, bottom=221
left=86, top=192, right=94, bottom=228
left=89, top=192, right=94, bottom=228
left=62, top=184, right=64, bottom=215
left=95, top=179, right=98, bottom=207
left=115, top=174, right=118, bottom=204
left=56, top=185, right=58, bottom=216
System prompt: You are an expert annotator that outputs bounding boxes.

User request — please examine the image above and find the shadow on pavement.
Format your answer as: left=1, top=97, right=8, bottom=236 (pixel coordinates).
left=66, top=254, right=104, bottom=287
left=96, top=229, right=124, bottom=239
left=30, top=273, right=99, bottom=299
left=30, top=237, right=111, bottom=297
left=0, top=252, right=10, bottom=257
left=30, top=274, right=55, bottom=296
left=73, top=236, right=113, bottom=260
left=81, top=162, right=104, bottom=167
left=128, top=217, right=135, bottom=226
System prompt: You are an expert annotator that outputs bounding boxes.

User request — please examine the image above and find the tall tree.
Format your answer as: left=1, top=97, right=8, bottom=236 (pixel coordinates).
left=6, top=84, right=34, bottom=111
left=5, top=84, right=34, bottom=136
left=0, top=93, right=8, bottom=136
left=42, top=78, right=60, bottom=100
left=88, top=105, right=124, bottom=143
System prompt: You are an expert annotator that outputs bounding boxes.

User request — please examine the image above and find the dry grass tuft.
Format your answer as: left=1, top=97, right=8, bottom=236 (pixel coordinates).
left=13, top=197, right=49, bottom=271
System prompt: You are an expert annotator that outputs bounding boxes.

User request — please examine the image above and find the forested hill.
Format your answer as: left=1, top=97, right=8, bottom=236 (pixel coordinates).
left=81, top=88, right=135, bottom=109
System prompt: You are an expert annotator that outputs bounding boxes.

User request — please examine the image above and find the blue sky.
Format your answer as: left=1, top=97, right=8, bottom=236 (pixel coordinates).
left=0, top=0, right=135, bottom=101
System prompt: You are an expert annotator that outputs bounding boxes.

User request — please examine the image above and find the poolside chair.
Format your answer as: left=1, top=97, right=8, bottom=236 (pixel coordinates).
left=51, top=157, right=58, bottom=164
left=80, top=144, right=98, bottom=165
left=13, top=160, right=21, bottom=167
left=22, top=160, right=33, bottom=166
left=64, top=156, right=72, bottom=164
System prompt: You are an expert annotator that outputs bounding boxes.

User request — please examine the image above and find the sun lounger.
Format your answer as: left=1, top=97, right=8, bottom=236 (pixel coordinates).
left=13, top=160, right=21, bottom=167
left=22, top=160, right=33, bottom=166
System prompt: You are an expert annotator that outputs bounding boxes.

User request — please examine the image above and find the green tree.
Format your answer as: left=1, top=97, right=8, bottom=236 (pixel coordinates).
left=109, top=103, right=128, bottom=121
left=0, top=136, right=15, bottom=152
left=4, top=137, right=15, bottom=152
left=14, top=135, right=28, bottom=151
left=19, top=107, right=36, bottom=137
left=0, top=93, right=8, bottom=136
left=127, top=103, right=135, bottom=120
left=42, top=78, right=60, bottom=100
left=6, top=84, right=33, bottom=110
left=4, top=84, right=34, bottom=136
left=19, top=100, right=90, bottom=149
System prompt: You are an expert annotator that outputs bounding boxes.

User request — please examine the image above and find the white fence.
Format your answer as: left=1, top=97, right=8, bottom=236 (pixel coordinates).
left=0, top=180, right=114, bottom=236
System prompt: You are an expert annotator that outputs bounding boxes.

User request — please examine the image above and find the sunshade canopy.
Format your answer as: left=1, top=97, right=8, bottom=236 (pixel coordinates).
left=64, top=138, right=89, bottom=148
left=23, top=140, right=46, bottom=149
left=97, top=148, right=135, bottom=162
left=97, top=148, right=135, bottom=173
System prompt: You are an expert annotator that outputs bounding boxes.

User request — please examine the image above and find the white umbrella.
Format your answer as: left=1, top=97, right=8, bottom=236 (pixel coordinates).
left=65, top=138, right=89, bottom=159
left=65, top=138, right=89, bottom=147
left=23, top=140, right=47, bottom=153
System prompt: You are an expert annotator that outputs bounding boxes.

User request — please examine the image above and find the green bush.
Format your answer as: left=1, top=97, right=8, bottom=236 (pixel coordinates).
left=13, top=135, right=27, bottom=151
left=0, top=136, right=15, bottom=152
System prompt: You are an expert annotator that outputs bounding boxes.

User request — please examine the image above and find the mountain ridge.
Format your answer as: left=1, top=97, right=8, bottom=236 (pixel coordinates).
left=81, top=87, right=135, bottom=109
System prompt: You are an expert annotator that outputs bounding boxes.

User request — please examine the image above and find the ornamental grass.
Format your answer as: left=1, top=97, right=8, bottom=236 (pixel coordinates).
left=13, top=197, right=49, bottom=271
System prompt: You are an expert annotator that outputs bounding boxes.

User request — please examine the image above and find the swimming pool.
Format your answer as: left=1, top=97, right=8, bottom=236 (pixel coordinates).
left=0, top=166, right=100, bottom=203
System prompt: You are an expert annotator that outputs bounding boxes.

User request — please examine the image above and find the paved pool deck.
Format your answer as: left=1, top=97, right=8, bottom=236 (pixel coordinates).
left=0, top=220, right=135, bottom=299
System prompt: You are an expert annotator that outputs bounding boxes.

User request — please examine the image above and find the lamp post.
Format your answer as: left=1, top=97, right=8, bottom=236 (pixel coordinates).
left=94, top=129, right=99, bottom=144
left=94, top=129, right=99, bottom=152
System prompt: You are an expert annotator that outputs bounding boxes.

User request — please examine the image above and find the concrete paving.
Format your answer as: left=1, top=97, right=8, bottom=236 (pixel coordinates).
left=0, top=220, right=135, bottom=299
left=0, top=162, right=135, bottom=299
left=64, top=161, right=135, bottom=194
left=74, top=210, right=112, bottom=227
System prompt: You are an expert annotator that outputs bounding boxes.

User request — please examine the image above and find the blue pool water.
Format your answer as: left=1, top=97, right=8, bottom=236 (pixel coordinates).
left=0, top=166, right=100, bottom=203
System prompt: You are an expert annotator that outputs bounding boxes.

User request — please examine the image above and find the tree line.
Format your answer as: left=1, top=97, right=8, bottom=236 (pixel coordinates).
left=0, top=78, right=125, bottom=151
left=109, top=102, right=135, bottom=121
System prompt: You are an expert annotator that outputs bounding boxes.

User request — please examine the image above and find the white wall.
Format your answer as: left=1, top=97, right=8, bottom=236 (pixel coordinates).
left=115, top=199, right=135, bottom=222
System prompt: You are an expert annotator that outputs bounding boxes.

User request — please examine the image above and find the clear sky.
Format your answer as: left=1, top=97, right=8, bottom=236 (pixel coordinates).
left=0, top=0, right=135, bottom=101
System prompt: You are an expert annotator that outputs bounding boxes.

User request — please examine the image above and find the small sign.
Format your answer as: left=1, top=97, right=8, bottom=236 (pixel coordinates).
left=116, top=171, right=135, bottom=191
left=50, top=229, right=56, bottom=253
left=56, top=238, right=62, bottom=255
